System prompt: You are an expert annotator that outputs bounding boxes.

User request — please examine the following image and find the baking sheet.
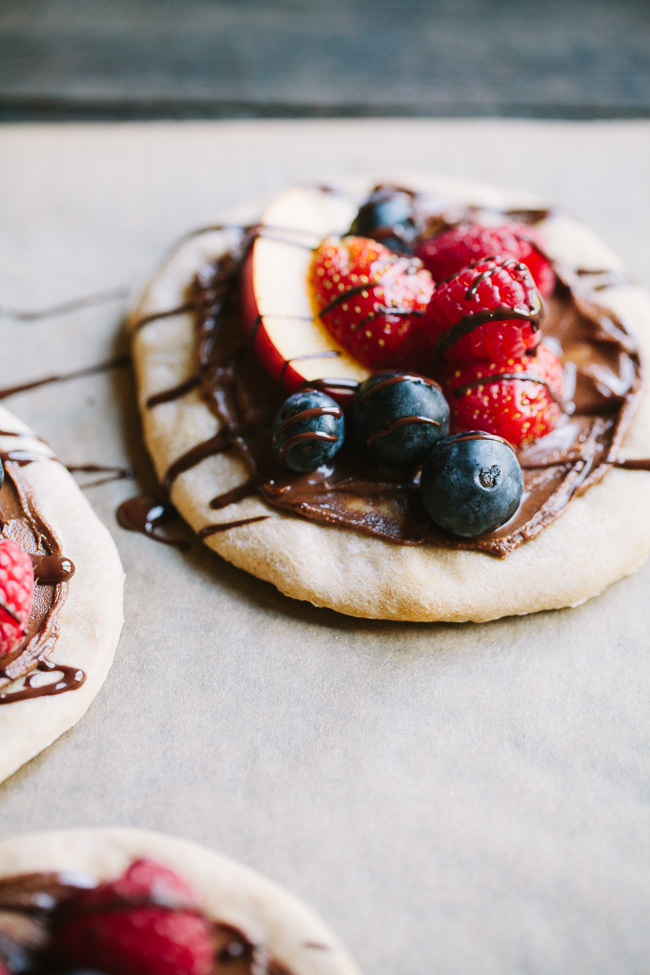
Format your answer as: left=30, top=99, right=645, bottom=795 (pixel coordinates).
left=0, top=119, right=649, bottom=975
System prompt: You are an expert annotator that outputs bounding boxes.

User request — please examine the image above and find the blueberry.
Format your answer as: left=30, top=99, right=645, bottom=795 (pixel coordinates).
left=271, top=389, right=345, bottom=472
left=354, top=371, right=449, bottom=468
left=349, top=188, right=420, bottom=252
left=0, top=458, right=4, bottom=492
left=420, top=432, right=523, bottom=537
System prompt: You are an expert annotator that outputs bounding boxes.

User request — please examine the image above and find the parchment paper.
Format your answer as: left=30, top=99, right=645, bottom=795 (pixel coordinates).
left=0, top=120, right=649, bottom=975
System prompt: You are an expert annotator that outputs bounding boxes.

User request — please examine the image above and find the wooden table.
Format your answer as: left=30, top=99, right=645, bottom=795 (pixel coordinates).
left=1, top=0, right=649, bottom=121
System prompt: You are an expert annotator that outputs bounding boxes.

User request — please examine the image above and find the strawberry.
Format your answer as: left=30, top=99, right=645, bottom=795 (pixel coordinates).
left=0, top=539, right=34, bottom=657
left=309, top=236, right=434, bottom=371
left=415, top=221, right=556, bottom=298
left=422, top=256, right=544, bottom=364
left=440, top=343, right=564, bottom=446
left=51, top=859, right=215, bottom=975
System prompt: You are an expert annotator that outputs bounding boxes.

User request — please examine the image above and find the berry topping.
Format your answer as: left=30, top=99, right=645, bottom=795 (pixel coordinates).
left=353, top=371, right=449, bottom=468
left=421, top=432, right=524, bottom=537
left=441, top=343, right=564, bottom=446
left=0, top=539, right=34, bottom=657
left=349, top=186, right=420, bottom=252
left=51, top=859, right=214, bottom=975
left=271, top=389, right=345, bottom=472
left=309, top=236, right=434, bottom=371
left=423, top=256, right=544, bottom=363
left=416, top=221, right=556, bottom=298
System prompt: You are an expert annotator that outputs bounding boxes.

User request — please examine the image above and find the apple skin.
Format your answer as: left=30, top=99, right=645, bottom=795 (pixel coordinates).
left=240, top=248, right=314, bottom=395
left=239, top=186, right=370, bottom=402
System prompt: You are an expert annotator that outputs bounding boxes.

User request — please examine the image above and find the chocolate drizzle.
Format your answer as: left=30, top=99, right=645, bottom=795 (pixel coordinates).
left=271, top=403, right=343, bottom=459
left=145, top=375, right=201, bottom=408
left=199, top=515, right=270, bottom=537
left=30, top=555, right=75, bottom=585
left=66, top=463, right=135, bottom=489
left=162, top=431, right=231, bottom=493
left=437, top=306, right=541, bottom=355
left=0, top=660, right=85, bottom=705
left=0, top=285, right=127, bottom=323
left=0, top=462, right=76, bottom=694
left=133, top=185, right=644, bottom=558
left=453, top=370, right=564, bottom=406
left=116, top=496, right=189, bottom=550
left=0, top=356, right=130, bottom=401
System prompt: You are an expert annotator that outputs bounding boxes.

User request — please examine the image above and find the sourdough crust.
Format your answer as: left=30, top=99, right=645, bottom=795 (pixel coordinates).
left=0, top=827, right=361, bottom=975
left=129, top=174, right=650, bottom=622
left=0, top=406, right=125, bottom=781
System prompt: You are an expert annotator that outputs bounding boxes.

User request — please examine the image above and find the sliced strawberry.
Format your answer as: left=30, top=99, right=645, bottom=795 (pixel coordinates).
left=440, top=343, right=564, bottom=446
left=422, top=256, right=544, bottom=364
left=309, top=236, right=434, bottom=371
left=415, top=221, right=556, bottom=298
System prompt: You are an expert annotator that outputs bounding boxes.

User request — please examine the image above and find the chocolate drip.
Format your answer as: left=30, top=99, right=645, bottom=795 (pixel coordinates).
left=610, top=457, right=650, bottom=471
left=0, top=286, right=127, bottom=323
left=146, top=375, right=201, bottom=408
left=0, top=660, right=85, bottom=704
left=117, top=496, right=189, bottom=550
left=0, top=356, right=130, bottom=401
left=272, top=404, right=343, bottom=450
left=0, top=449, right=49, bottom=467
left=199, top=516, right=270, bottom=538
left=163, top=431, right=231, bottom=493
left=210, top=478, right=259, bottom=510
left=304, top=377, right=360, bottom=398
left=453, top=371, right=563, bottom=406
left=279, top=351, right=341, bottom=383
left=366, top=415, right=440, bottom=445
left=463, top=257, right=528, bottom=299
left=131, top=302, right=196, bottom=334
left=575, top=267, right=635, bottom=291
left=276, top=430, right=338, bottom=459
left=30, top=555, right=75, bottom=584
left=318, top=283, right=371, bottom=318
left=359, top=373, right=443, bottom=398
left=66, top=463, right=134, bottom=488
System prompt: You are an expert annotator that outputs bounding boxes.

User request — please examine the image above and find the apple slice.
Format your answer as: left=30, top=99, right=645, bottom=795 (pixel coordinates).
left=241, top=185, right=370, bottom=398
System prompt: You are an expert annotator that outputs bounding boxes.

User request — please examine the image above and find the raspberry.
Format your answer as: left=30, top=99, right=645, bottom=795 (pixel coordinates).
left=415, top=221, right=556, bottom=298
left=309, top=236, right=434, bottom=371
left=0, top=539, right=34, bottom=657
left=423, top=257, right=544, bottom=364
left=51, top=859, right=215, bottom=975
left=440, top=344, right=564, bottom=446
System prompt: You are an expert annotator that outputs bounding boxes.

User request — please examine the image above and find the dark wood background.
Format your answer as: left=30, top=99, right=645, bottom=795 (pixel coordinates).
left=1, top=0, right=649, bottom=120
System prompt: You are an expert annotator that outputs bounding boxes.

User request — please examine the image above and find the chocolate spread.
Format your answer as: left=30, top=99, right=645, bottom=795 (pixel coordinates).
left=0, top=457, right=79, bottom=700
left=138, top=187, right=644, bottom=558
left=0, top=869, right=294, bottom=974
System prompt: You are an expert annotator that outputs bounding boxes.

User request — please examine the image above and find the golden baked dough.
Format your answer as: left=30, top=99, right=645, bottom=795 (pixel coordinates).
left=129, top=175, right=650, bottom=622
left=0, top=827, right=360, bottom=975
left=0, top=406, right=124, bottom=780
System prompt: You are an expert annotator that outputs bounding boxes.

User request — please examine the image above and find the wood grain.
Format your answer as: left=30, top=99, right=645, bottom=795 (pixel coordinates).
left=1, top=0, right=649, bottom=119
